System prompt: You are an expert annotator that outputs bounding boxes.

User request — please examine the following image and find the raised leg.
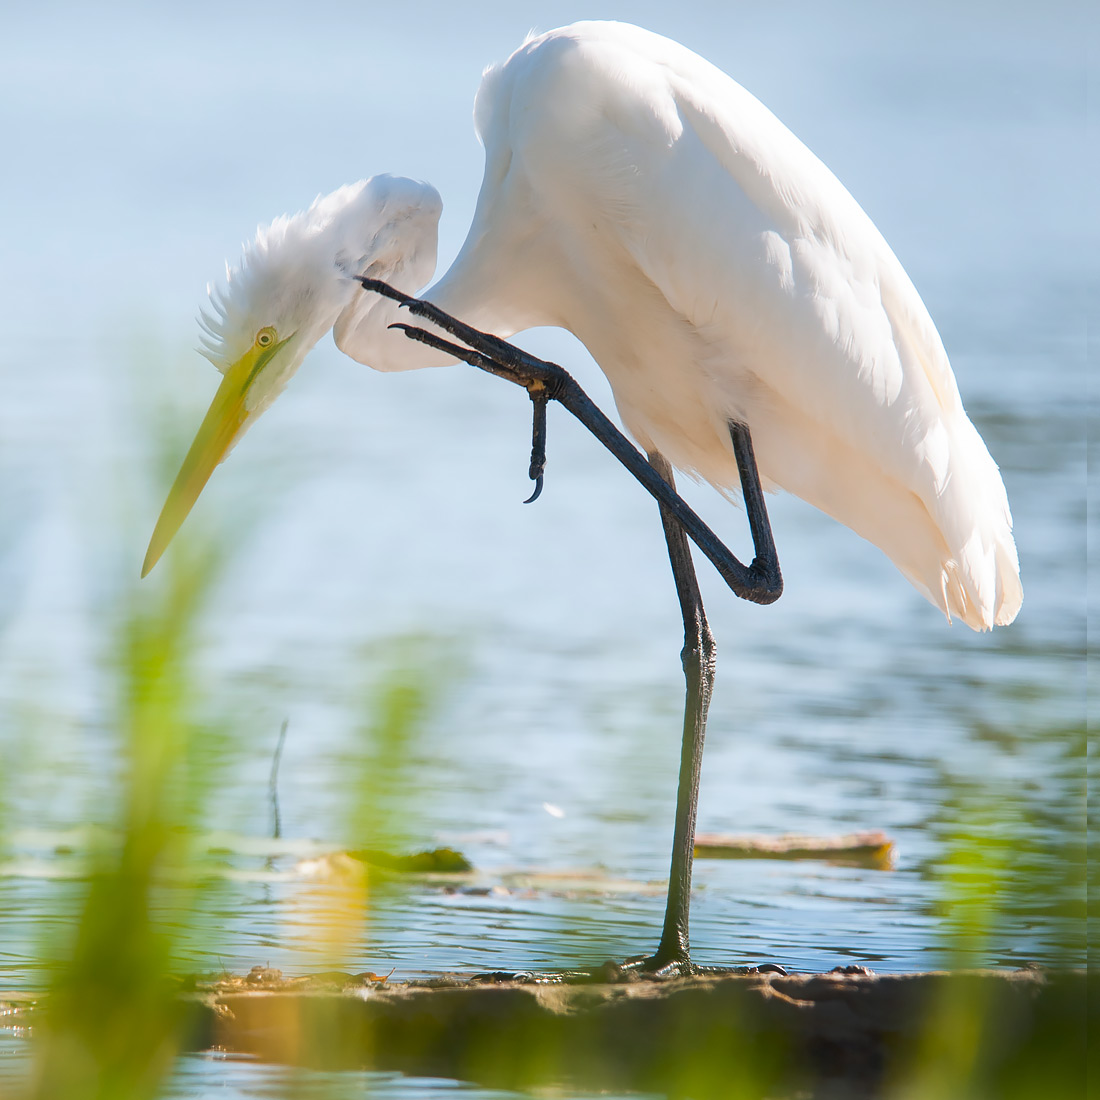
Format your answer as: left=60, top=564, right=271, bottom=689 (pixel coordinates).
left=357, top=276, right=782, bottom=607
left=648, top=451, right=716, bottom=973
left=728, top=420, right=778, bottom=579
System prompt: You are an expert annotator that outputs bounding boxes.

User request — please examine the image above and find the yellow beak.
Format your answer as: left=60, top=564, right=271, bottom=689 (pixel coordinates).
left=141, top=334, right=292, bottom=577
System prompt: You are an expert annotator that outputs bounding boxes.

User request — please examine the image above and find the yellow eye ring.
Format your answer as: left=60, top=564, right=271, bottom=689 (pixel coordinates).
left=256, top=327, right=277, bottom=348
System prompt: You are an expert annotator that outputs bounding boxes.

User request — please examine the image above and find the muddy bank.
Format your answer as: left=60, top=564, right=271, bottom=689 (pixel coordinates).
left=180, top=967, right=1086, bottom=1098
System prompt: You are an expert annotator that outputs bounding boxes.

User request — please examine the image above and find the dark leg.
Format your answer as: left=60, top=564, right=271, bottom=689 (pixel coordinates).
left=628, top=428, right=779, bottom=976
left=647, top=452, right=716, bottom=973
left=728, top=420, right=779, bottom=580
left=358, top=276, right=782, bottom=606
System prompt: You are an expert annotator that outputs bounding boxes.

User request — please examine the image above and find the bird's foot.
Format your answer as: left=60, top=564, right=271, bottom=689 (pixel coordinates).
left=366, top=278, right=555, bottom=505
left=362, top=277, right=569, bottom=397
left=466, top=957, right=788, bottom=987
left=390, top=313, right=551, bottom=502
left=604, top=953, right=694, bottom=980
left=580, top=955, right=789, bottom=983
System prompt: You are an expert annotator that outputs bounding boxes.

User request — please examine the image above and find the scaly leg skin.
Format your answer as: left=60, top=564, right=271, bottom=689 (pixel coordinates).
left=603, top=435, right=784, bottom=981
left=613, top=453, right=716, bottom=978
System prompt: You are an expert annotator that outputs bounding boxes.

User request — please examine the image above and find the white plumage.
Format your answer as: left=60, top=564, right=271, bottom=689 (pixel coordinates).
left=148, top=21, right=1021, bottom=631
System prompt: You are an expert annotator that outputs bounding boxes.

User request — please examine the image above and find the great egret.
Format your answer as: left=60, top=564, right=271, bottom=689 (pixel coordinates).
left=143, top=21, right=1021, bottom=974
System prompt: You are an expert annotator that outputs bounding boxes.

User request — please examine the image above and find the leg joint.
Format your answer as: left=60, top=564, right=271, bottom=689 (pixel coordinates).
left=680, top=623, right=716, bottom=676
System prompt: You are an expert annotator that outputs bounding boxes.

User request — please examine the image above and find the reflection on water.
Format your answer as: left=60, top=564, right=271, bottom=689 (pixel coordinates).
left=0, top=1037, right=573, bottom=1100
left=0, top=1, right=1086, bottom=1097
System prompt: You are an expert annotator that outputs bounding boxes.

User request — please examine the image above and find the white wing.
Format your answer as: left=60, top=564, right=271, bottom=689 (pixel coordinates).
left=469, top=22, right=1020, bottom=629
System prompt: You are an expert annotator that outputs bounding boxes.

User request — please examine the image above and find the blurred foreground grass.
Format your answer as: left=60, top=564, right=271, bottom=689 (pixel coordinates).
left=29, top=535, right=227, bottom=1099
left=0, top=359, right=454, bottom=1099
left=888, top=760, right=1087, bottom=1100
left=7, top=523, right=451, bottom=1100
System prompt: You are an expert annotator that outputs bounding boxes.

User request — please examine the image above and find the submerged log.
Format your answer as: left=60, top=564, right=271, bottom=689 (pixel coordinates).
left=184, top=967, right=1087, bottom=1098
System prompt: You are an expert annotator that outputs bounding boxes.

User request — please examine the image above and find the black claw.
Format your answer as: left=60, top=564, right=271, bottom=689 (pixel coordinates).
left=523, top=475, right=544, bottom=504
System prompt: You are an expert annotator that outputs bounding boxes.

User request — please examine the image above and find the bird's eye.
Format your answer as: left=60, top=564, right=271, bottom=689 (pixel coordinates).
left=255, top=327, right=277, bottom=348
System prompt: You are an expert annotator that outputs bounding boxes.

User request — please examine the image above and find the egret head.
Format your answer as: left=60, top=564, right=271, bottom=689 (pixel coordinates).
left=142, top=174, right=442, bottom=577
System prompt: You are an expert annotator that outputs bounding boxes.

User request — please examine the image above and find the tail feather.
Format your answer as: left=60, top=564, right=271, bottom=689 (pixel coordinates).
left=934, top=417, right=1021, bottom=631
left=993, top=540, right=1024, bottom=626
left=736, top=388, right=1021, bottom=632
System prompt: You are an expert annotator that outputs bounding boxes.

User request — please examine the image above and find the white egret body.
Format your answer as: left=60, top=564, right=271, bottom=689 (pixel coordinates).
left=149, top=21, right=1020, bottom=630
left=144, top=21, right=1021, bottom=968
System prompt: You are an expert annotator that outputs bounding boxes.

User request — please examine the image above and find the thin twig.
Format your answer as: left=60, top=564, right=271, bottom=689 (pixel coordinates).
left=269, top=719, right=288, bottom=841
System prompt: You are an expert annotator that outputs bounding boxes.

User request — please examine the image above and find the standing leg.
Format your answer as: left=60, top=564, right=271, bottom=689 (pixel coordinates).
left=647, top=451, right=716, bottom=973
left=637, top=426, right=780, bottom=975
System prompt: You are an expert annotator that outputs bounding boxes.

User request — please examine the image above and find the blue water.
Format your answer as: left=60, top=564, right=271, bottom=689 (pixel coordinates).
left=0, top=2, right=1087, bottom=1097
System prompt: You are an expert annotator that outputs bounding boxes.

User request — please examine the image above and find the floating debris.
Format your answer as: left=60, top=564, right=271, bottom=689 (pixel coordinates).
left=694, top=831, right=895, bottom=869
left=347, top=847, right=473, bottom=873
